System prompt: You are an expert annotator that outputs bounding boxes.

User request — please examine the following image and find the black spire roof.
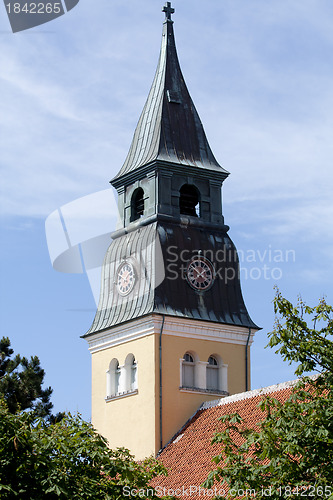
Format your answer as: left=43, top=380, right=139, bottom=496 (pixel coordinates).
left=111, top=2, right=228, bottom=185
left=85, top=3, right=259, bottom=336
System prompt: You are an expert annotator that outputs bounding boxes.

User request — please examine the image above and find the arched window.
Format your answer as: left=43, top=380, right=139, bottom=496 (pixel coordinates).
left=179, top=184, right=200, bottom=217
left=206, top=355, right=219, bottom=390
left=107, top=358, right=120, bottom=397
left=131, top=187, right=144, bottom=221
left=131, top=358, right=137, bottom=391
left=124, top=353, right=138, bottom=392
left=115, top=362, right=121, bottom=392
left=182, top=352, right=195, bottom=388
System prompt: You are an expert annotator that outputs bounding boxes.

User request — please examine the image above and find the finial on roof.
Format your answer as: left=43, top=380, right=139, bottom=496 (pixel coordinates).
left=162, top=2, right=175, bottom=22
left=111, top=0, right=228, bottom=184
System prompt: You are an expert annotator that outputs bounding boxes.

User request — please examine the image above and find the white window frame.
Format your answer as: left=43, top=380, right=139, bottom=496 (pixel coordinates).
left=106, top=358, right=121, bottom=398
left=206, top=355, right=219, bottom=390
left=181, top=352, right=195, bottom=388
left=179, top=353, right=228, bottom=395
left=206, top=354, right=228, bottom=393
left=124, top=353, right=138, bottom=392
left=131, top=359, right=138, bottom=391
left=106, top=354, right=138, bottom=401
left=180, top=352, right=206, bottom=389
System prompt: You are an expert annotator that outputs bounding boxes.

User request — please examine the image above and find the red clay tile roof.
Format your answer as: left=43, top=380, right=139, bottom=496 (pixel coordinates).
left=152, top=380, right=303, bottom=499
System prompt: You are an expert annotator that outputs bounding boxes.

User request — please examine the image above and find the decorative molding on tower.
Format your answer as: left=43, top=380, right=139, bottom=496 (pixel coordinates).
left=85, top=314, right=255, bottom=355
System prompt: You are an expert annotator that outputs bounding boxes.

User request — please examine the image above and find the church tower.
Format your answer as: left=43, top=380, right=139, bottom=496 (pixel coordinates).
left=84, top=2, right=258, bottom=459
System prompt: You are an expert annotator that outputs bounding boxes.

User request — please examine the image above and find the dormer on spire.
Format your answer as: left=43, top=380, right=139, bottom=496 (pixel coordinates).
left=162, top=2, right=174, bottom=22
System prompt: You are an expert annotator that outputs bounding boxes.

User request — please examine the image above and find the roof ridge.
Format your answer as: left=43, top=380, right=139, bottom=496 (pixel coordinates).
left=199, top=376, right=318, bottom=410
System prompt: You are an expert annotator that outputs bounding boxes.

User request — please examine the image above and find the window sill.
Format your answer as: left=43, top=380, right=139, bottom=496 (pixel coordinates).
left=180, top=386, right=229, bottom=397
left=105, top=389, right=138, bottom=402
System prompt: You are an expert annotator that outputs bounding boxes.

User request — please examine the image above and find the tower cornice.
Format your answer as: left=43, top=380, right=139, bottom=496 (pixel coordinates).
left=111, top=160, right=229, bottom=190
left=109, top=214, right=230, bottom=240
left=84, top=314, right=257, bottom=353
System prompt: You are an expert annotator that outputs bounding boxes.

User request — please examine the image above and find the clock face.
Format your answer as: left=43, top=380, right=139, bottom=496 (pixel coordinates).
left=117, top=262, right=135, bottom=296
left=186, top=257, right=215, bottom=291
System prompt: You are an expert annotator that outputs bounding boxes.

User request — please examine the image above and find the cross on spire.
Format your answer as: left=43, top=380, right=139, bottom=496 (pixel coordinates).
left=162, top=2, right=175, bottom=22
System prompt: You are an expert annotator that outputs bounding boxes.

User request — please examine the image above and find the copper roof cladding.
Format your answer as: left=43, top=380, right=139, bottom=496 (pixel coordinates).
left=111, top=4, right=228, bottom=186
left=151, top=381, right=302, bottom=499
left=85, top=222, right=258, bottom=336
left=85, top=223, right=157, bottom=334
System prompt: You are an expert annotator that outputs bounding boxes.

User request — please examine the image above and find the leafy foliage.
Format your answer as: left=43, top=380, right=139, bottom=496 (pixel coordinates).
left=204, top=291, right=333, bottom=499
left=0, top=402, right=167, bottom=499
left=0, top=337, right=55, bottom=419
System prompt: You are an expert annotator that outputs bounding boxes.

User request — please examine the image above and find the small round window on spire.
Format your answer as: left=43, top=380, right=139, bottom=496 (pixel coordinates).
left=179, top=184, right=200, bottom=217
left=131, top=187, right=144, bottom=222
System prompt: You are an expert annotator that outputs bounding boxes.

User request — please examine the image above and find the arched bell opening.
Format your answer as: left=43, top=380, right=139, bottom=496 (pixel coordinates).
left=179, top=184, right=200, bottom=217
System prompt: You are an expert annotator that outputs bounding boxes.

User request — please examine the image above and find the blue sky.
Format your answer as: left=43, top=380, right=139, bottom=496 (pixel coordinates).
left=1, top=0, right=332, bottom=421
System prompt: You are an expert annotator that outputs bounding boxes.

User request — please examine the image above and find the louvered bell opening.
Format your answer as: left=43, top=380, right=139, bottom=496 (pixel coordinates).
left=131, top=187, right=145, bottom=222
left=136, top=198, right=144, bottom=216
left=179, top=184, right=200, bottom=217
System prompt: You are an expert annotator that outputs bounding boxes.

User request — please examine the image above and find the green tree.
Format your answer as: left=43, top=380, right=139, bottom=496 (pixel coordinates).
left=204, top=291, right=333, bottom=499
left=0, top=337, right=54, bottom=419
left=0, top=402, right=168, bottom=499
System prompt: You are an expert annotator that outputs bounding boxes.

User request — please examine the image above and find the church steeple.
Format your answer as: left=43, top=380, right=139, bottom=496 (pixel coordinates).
left=85, top=3, right=259, bottom=461
left=87, top=0, right=258, bottom=334
left=112, top=2, right=228, bottom=186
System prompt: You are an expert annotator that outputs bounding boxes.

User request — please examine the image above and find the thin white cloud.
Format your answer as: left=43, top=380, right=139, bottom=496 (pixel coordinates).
left=1, top=0, right=332, bottom=420
left=1, top=0, right=332, bottom=224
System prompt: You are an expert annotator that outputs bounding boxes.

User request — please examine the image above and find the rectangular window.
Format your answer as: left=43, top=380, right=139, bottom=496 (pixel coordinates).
left=182, top=363, right=194, bottom=388
left=131, top=363, right=137, bottom=391
left=207, top=366, right=219, bottom=390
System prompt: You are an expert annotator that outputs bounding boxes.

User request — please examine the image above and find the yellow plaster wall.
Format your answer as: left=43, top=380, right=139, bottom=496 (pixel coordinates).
left=90, top=321, right=252, bottom=457
left=160, top=334, right=248, bottom=446
left=91, top=333, right=160, bottom=459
